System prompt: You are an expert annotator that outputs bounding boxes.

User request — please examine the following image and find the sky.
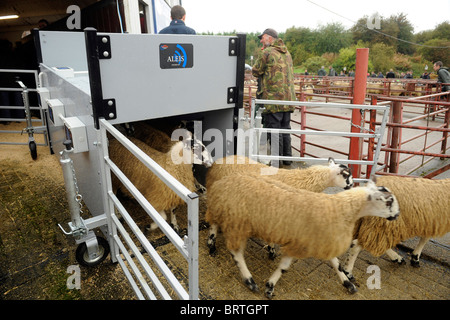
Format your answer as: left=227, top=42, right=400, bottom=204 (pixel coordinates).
left=181, top=0, right=450, bottom=35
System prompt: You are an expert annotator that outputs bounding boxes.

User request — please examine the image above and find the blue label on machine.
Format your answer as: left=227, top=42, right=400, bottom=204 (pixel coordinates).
left=159, top=43, right=193, bottom=69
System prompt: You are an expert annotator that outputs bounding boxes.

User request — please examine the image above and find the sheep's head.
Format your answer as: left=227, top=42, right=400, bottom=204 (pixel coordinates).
left=362, top=180, right=400, bottom=221
left=328, top=157, right=353, bottom=190
left=170, top=129, right=213, bottom=167
left=189, top=136, right=213, bottom=167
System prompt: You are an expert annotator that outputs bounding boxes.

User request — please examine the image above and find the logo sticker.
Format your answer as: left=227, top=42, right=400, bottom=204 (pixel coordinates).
left=159, top=43, right=193, bottom=69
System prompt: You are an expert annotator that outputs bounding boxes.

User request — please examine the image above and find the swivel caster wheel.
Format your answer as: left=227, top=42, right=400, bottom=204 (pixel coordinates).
left=75, top=236, right=110, bottom=267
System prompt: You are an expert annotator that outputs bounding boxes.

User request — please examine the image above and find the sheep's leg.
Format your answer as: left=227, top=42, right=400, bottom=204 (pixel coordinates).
left=385, top=248, right=406, bottom=265
left=147, top=210, right=167, bottom=231
left=169, top=207, right=179, bottom=234
left=265, top=256, right=293, bottom=299
left=411, top=237, right=429, bottom=268
left=230, top=243, right=258, bottom=292
left=207, top=224, right=218, bottom=256
left=267, top=243, right=278, bottom=260
left=330, top=257, right=357, bottom=294
left=342, top=239, right=362, bottom=282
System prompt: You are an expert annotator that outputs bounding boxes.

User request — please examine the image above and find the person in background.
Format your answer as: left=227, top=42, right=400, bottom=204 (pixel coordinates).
left=318, top=66, right=327, bottom=76
left=420, top=72, right=430, bottom=79
left=159, top=5, right=196, bottom=34
left=252, top=28, right=296, bottom=167
left=328, top=65, right=337, bottom=76
left=386, top=69, right=395, bottom=78
left=433, top=61, right=450, bottom=92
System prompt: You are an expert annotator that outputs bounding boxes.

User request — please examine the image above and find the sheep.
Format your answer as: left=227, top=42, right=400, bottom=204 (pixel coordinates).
left=131, top=121, right=210, bottom=192
left=109, top=135, right=213, bottom=233
left=342, top=176, right=450, bottom=281
left=366, top=81, right=384, bottom=94
left=205, top=174, right=400, bottom=298
left=206, top=156, right=353, bottom=191
left=131, top=121, right=174, bottom=152
left=301, top=84, right=314, bottom=101
left=206, top=156, right=354, bottom=258
left=389, top=82, right=405, bottom=96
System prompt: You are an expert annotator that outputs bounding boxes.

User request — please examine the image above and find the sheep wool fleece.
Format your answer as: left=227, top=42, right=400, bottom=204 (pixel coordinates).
left=108, top=137, right=195, bottom=212
left=206, top=174, right=369, bottom=260
left=207, top=155, right=341, bottom=192
left=353, top=176, right=450, bottom=256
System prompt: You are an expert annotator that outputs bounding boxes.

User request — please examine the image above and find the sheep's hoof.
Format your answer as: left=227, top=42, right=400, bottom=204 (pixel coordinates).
left=343, top=280, right=358, bottom=294
left=347, top=274, right=356, bottom=283
left=410, top=256, right=420, bottom=268
left=244, top=278, right=259, bottom=292
left=171, top=224, right=180, bottom=235
left=391, top=257, right=406, bottom=265
left=208, top=246, right=217, bottom=257
left=265, top=282, right=275, bottom=299
left=268, top=251, right=277, bottom=261
left=342, top=269, right=356, bottom=283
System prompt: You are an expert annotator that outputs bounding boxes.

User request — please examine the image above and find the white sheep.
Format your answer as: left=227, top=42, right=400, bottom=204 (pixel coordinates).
left=206, top=156, right=354, bottom=258
left=109, top=135, right=213, bottom=233
left=342, top=176, right=450, bottom=281
left=205, top=174, right=400, bottom=298
left=131, top=121, right=209, bottom=192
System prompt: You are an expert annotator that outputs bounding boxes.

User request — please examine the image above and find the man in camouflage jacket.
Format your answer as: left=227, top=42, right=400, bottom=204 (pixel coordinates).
left=252, top=28, right=296, bottom=166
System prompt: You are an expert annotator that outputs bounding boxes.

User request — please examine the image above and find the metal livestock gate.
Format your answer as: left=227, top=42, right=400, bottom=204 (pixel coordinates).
left=35, top=29, right=246, bottom=300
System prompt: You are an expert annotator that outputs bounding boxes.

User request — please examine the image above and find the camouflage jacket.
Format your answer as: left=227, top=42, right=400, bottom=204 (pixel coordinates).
left=252, top=38, right=296, bottom=113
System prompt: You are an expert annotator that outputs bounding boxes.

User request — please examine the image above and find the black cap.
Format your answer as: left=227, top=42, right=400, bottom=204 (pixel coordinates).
left=258, top=28, right=278, bottom=39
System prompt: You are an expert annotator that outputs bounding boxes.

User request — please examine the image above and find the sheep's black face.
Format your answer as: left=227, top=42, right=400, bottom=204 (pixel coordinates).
left=339, top=165, right=353, bottom=189
left=191, top=138, right=213, bottom=167
left=387, top=214, right=399, bottom=221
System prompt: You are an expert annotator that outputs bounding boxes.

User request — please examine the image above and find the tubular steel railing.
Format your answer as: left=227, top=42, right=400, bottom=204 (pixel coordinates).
left=98, top=119, right=199, bottom=300
left=250, top=99, right=390, bottom=183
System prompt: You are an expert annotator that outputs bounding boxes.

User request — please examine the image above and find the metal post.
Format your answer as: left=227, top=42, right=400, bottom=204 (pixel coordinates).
left=389, top=101, right=403, bottom=173
left=366, top=96, right=377, bottom=178
left=441, top=105, right=450, bottom=158
left=349, top=48, right=369, bottom=179
left=59, top=142, right=83, bottom=230
left=299, top=93, right=306, bottom=157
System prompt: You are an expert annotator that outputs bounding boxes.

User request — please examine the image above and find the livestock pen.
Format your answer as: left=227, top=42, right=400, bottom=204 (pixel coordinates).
left=244, top=74, right=450, bottom=179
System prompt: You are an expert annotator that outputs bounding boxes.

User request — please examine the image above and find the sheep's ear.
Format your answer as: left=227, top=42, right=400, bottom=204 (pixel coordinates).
left=328, top=157, right=335, bottom=166
left=370, top=174, right=378, bottom=184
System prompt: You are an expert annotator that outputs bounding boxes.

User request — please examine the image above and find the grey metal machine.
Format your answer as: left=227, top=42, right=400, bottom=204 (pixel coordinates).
left=35, top=29, right=246, bottom=299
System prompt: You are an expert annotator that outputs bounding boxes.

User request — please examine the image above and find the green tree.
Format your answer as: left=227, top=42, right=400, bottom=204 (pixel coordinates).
left=418, top=39, right=450, bottom=66
left=302, top=56, right=328, bottom=74
left=431, top=21, right=450, bottom=40
left=392, top=13, right=415, bottom=55
left=370, top=43, right=396, bottom=73
left=314, top=23, right=352, bottom=55
left=351, top=13, right=414, bottom=54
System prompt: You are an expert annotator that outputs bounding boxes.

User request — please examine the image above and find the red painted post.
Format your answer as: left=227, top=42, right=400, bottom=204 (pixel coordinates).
left=441, top=105, right=450, bottom=159
left=349, top=48, right=369, bottom=179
